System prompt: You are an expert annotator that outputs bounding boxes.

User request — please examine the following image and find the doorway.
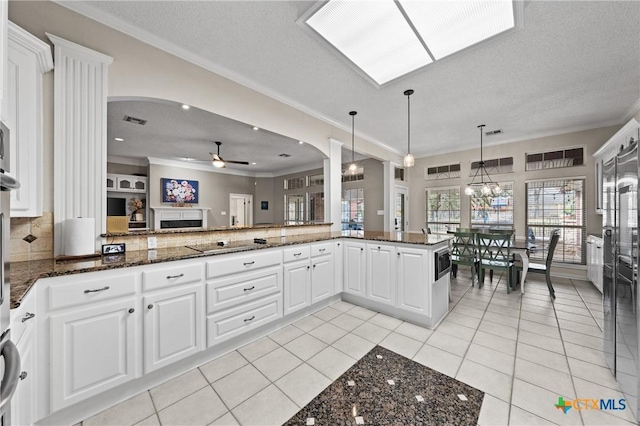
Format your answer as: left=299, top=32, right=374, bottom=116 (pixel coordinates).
left=394, top=186, right=408, bottom=232
left=229, top=194, right=253, bottom=227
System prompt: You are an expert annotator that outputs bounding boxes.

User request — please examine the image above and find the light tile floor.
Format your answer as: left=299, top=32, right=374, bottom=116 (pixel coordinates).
left=79, top=270, right=636, bottom=426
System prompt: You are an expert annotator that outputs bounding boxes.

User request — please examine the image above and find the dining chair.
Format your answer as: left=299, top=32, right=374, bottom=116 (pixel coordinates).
left=486, top=229, right=514, bottom=282
left=450, top=230, right=479, bottom=286
left=517, top=230, right=560, bottom=299
left=477, top=232, right=515, bottom=293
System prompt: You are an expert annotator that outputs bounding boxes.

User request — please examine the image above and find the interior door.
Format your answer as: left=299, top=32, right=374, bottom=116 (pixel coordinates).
left=229, top=194, right=253, bottom=227
left=395, top=186, right=408, bottom=232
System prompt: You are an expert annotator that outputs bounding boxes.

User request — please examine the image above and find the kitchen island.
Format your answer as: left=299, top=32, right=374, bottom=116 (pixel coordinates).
left=9, top=229, right=451, bottom=426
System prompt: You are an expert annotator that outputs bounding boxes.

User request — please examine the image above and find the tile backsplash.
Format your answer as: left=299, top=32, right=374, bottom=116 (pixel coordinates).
left=10, top=212, right=54, bottom=262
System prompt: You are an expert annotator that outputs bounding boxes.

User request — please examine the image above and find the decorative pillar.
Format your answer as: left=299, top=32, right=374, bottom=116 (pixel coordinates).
left=324, top=138, right=343, bottom=233
left=47, top=34, right=113, bottom=255
left=382, top=160, right=394, bottom=232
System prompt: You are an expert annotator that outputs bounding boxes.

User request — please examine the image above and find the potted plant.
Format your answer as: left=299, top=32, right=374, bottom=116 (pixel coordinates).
left=128, top=197, right=144, bottom=221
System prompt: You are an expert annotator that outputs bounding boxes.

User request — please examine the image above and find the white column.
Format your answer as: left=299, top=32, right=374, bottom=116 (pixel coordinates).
left=47, top=34, right=113, bottom=255
left=382, top=160, right=395, bottom=232
left=323, top=138, right=343, bottom=233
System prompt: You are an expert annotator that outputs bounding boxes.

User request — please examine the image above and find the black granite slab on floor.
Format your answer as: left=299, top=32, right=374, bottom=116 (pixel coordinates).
left=285, top=346, right=483, bottom=426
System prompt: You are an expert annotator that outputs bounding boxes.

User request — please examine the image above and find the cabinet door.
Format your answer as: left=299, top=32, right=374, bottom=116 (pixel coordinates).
left=366, top=244, right=396, bottom=305
left=50, top=298, right=138, bottom=411
left=595, top=242, right=604, bottom=293
left=397, top=248, right=429, bottom=315
left=586, top=238, right=594, bottom=283
left=343, top=242, right=366, bottom=296
left=334, top=241, right=344, bottom=293
left=11, top=324, right=35, bottom=426
left=283, top=260, right=310, bottom=315
left=311, top=254, right=334, bottom=304
left=106, top=173, right=116, bottom=190
left=143, top=284, right=204, bottom=374
left=133, top=177, right=147, bottom=192
left=117, top=176, right=133, bottom=191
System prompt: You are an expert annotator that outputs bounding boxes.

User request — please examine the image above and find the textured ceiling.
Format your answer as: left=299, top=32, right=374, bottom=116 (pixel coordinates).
left=80, top=0, right=640, bottom=157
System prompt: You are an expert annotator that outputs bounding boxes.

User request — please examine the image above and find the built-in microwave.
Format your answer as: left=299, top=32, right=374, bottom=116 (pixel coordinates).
left=434, top=247, right=452, bottom=281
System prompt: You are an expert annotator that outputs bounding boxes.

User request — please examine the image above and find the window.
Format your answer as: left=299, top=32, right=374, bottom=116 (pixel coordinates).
left=426, top=163, right=461, bottom=181
left=426, top=187, right=460, bottom=234
left=470, top=182, right=514, bottom=227
left=342, top=166, right=364, bottom=182
left=341, top=188, right=364, bottom=231
left=284, top=194, right=305, bottom=224
left=309, top=174, right=324, bottom=187
left=526, top=179, right=585, bottom=264
left=284, top=177, right=305, bottom=190
left=394, top=167, right=405, bottom=181
left=470, top=157, right=513, bottom=175
left=526, top=147, right=584, bottom=171
left=308, top=192, right=324, bottom=222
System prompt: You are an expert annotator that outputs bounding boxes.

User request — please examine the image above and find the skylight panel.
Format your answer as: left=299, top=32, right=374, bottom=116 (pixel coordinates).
left=400, top=0, right=515, bottom=60
left=306, top=0, right=433, bottom=85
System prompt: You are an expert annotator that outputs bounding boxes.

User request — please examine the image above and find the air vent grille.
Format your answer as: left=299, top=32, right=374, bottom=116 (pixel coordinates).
left=123, top=115, right=147, bottom=125
left=279, top=153, right=291, bottom=158
left=485, top=129, right=503, bottom=136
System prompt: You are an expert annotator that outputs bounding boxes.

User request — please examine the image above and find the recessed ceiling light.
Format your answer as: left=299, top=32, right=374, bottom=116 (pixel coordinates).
left=252, top=126, right=260, bottom=131
left=181, top=104, right=190, bottom=110
left=251, top=162, right=257, bottom=165
left=298, top=141, right=304, bottom=145
left=114, top=137, right=124, bottom=142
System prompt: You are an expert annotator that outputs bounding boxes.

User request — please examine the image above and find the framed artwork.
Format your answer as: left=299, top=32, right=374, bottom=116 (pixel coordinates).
left=162, top=178, right=199, bottom=203
left=261, top=201, right=269, bottom=210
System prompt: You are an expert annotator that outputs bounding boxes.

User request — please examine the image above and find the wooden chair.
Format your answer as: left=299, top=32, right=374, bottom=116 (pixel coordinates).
left=517, top=230, right=560, bottom=299
left=450, top=230, right=479, bottom=286
left=477, top=232, right=515, bottom=293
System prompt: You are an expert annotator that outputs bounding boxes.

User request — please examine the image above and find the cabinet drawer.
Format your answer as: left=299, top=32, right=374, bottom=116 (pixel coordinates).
left=283, top=246, right=310, bottom=263
left=49, top=273, right=136, bottom=311
left=206, top=250, right=282, bottom=278
left=206, top=295, right=282, bottom=346
left=142, top=262, right=203, bottom=291
left=207, top=265, right=282, bottom=313
left=311, top=242, right=332, bottom=257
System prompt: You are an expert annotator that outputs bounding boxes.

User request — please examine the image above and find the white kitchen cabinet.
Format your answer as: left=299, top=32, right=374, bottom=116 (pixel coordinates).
left=587, top=235, right=604, bottom=293
left=343, top=241, right=366, bottom=296
left=311, top=254, right=334, bottom=304
left=334, top=240, right=344, bottom=294
left=143, top=283, right=204, bottom=374
left=366, top=243, right=396, bottom=306
left=594, top=118, right=640, bottom=213
left=107, top=173, right=147, bottom=193
left=283, top=260, right=310, bottom=315
left=11, top=319, right=35, bottom=426
left=396, top=246, right=430, bottom=316
left=50, top=297, right=138, bottom=411
left=6, top=22, right=53, bottom=217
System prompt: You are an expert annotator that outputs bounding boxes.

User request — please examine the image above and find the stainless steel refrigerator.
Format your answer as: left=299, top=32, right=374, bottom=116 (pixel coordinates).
left=0, top=121, right=21, bottom=425
left=603, top=139, right=639, bottom=421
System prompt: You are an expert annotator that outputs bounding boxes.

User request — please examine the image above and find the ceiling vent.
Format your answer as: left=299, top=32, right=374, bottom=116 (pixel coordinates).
left=279, top=153, right=291, bottom=158
left=485, top=129, right=503, bottom=136
left=123, top=115, right=147, bottom=125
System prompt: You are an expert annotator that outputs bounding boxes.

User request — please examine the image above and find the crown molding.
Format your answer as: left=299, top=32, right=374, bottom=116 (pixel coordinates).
left=9, top=21, right=54, bottom=73
left=52, top=0, right=401, bottom=157
left=107, top=155, right=148, bottom=167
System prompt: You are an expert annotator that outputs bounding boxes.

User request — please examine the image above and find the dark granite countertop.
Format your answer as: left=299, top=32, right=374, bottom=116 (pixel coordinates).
left=100, top=222, right=332, bottom=237
left=10, top=231, right=450, bottom=309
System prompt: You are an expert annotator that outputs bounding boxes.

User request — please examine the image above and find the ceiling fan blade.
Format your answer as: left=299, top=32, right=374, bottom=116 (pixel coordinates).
left=224, top=160, right=250, bottom=165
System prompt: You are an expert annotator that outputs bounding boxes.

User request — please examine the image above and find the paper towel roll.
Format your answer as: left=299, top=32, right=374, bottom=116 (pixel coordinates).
left=64, top=218, right=95, bottom=256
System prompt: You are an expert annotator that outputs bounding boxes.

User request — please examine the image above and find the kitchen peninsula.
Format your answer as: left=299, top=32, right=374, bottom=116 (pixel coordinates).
left=9, top=225, right=451, bottom=426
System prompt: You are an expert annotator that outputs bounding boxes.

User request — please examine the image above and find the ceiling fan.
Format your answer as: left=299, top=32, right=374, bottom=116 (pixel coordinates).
left=210, top=141, right=249, bottom=168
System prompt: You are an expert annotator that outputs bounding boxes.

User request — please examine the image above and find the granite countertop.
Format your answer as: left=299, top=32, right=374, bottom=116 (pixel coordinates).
left=100, top=222, right=332, bottom=237
left=10, top=231, right=450, bottom=309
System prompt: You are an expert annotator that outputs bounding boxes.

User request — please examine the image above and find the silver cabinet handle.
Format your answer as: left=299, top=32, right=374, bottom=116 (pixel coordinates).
left=244, top=316, right=255, bottom=322
left=337, top=243, right=340, bottom=246
left=166, top=273, right=184, bottom=279
left=0, top=335, right=21, bottom=416
left=313, top=264, right=316, bottom=268
left=243, top=261, right=255, bottom=266
left=21, top=312, right=35, bottom=323
left=307, top=266, right=310, bottom=270
left=243, top=286, right=255, bottom=292
left=148, top=304, right=154, bottom=309
left=596, top=246, right=602, bottom=249
left=128, top=308, right=135, bottom=314
left=84, top=286, right=109, bottom=294
left=19, top=372, right=27, bottom=381
left=360, top=248, right=363, bottom=251
left=294, top=253, right=302, bottom=257
left=319, top=248, right=326, bottom=252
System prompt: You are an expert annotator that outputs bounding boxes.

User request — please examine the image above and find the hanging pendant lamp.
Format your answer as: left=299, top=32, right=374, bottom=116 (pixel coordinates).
left=465, top=124, right=501, bottom=196
left=403, top=89, right=415, bottom=168
left=348, top=111, right=358, bottom=174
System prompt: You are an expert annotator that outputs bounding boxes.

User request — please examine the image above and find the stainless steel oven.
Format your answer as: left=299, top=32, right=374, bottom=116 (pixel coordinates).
left=434, top=246, right=452, bottom=281
left=0, top=121, right=21, bottom=424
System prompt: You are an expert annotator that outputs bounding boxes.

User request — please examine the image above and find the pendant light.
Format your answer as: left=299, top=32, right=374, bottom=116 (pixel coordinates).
left=403, top=89, right=415, bottom=168
left=465, top=125, right=502, bottom=196
left=348, top=111, right=358, bottom=174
